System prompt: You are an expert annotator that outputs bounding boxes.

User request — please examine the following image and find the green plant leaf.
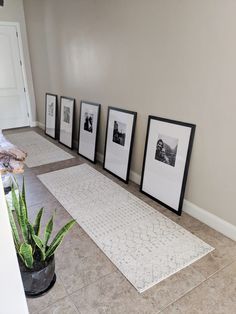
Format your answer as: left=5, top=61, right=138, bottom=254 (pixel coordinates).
left=32, top=234, right=46, bottom=261
left=21, top=177, right=27, bottom=216
left=33, top=207, right=44, bottom=236
left=28, top=222, right=35, bottom=237
left=19, top=243, right=33, bottom=269
left=18, top=194, right=29, bottom=243
left=19, top=192, right=28, bottom=222
left=6, top=202, right=20, bottom=251
left=27, top=222, right=36, bottom=251
left=45, top=220, right=75, bottom=259
left=44, top=216, right=53, bottom=248
left=11, top=185, right=20, bottom=220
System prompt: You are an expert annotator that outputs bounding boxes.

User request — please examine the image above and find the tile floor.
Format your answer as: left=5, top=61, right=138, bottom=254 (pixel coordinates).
left=5, top=127, right=236, bottom=314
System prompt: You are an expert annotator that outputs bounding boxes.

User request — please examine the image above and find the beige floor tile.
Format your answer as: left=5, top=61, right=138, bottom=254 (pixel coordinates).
left=27, top=277, right=67, bottom=314
left=191, top=225, right=236, bottom=278
left=57, top=251, right=116, bottom=294
left=143, top=265, right=205, bottom=312
left=70, top=271, right=157, bottom=314
left=70, top=266, right=205, bottom=314
left=56, top=233, right=102, bottom=269
left=38, top=296, right=80, bottom=314
left=161, top=261, right=236, bottom=314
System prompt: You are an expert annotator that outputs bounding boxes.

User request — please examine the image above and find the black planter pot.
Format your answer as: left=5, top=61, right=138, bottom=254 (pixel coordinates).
left=18, top=255, right=56, bottom=298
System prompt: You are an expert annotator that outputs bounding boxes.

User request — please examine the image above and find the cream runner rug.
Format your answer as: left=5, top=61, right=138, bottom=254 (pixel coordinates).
left=38, top=164, right=214, bottom=292
left=6, top=131, right=74, bottom=168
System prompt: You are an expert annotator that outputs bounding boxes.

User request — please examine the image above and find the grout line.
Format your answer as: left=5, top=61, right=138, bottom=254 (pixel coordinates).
left=158, top=258, right=236, bottom=313
left=61, top=270, right=117, bottom=297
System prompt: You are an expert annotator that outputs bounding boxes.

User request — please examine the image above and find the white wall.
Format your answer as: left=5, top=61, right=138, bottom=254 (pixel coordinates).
left=0, top=177, right=28, bottom=314
left=23, top=0, right=236, bottom=227
left=0, top=0, right=36, bottom=125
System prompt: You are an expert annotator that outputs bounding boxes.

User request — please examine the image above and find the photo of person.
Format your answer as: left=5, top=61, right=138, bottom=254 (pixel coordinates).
left=112, top=121, right=126, bottom=146
left=63, top=106, right=70, bottom=124
left=155, top=134, right=178, bottom=167
left=48, top=102, right=54, bottom=117
left=84, top=112, right=93, bottom=133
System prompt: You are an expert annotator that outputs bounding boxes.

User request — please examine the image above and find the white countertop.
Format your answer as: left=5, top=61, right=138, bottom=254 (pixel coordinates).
left=0, top=178, right=29, bottom=314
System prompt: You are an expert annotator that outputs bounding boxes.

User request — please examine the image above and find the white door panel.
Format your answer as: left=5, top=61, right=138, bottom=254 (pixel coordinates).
left=0, top=25, right=29, bottom=129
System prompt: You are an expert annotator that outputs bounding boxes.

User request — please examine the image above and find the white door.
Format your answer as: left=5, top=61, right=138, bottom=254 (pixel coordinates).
left=0, top=25, right=29, bottom=129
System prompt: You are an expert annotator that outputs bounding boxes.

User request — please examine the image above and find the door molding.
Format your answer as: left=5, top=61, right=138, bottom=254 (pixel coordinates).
left=0, top=21, right=33, bottom=127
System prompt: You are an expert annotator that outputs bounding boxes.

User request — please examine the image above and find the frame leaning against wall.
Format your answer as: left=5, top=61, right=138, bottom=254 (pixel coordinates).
left=140, top=115, right=196, bottom=216
left=78, top=101, right=101, bottom=163
left=103, top=106, right=137, bottom=183
left=58, top=96, right=75, bottom=149
left=45, top=93, right=58, bottom=139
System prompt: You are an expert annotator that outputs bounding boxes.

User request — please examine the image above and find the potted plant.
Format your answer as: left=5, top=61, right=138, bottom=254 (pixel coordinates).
left=7, top=179, right=75, bottom=297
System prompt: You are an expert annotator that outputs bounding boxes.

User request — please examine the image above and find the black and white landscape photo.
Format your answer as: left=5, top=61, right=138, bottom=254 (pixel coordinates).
left=48, top=102, right=54, bottom=117
left=84, top=112, right=93, bottom=133
left=155, top=134, right=178, bottom=167
left=112, top=120, right=126, bottom=146
left=63, top=106, right=70, bottom=124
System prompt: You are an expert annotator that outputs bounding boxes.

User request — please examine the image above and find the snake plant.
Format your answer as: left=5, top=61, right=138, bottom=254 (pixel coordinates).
left=7, top=178, right=75, bottom=269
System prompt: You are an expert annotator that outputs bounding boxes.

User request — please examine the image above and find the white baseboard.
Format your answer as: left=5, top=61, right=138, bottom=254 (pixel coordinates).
left=130, top=170, right=141, bottom=185
left=37, top=121, right=45, bottom=129
left=30, top=121, right=38, bottom=127
left=96, top=151, right=236, bottom=240
left=96, top=152, right=104, bottom=163
left=183, top=200, right=236, bottom=241
left=73, top=139, right=78, bottom=150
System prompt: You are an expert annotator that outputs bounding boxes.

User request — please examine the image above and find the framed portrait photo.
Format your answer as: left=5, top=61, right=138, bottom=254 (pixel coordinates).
left=78, top=101, right=101, bottom=163
left=103, top=107, right=137, bottom=183
left=140, top=116, right=196, bottom=215
left=59, top=96, right=75, bottom=149
left=45, top=93, right=58, bottom=139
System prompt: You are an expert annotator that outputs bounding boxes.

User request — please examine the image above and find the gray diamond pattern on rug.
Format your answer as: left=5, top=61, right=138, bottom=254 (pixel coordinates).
left=38, top=164, right=214, bottom=292
left=6, top=131, right=74, bottom=167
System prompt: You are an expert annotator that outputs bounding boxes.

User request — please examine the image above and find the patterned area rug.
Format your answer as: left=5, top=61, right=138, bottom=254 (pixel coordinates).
left=38, top=164, right=214, bottom=292
left=6, top=131, right=74, bottom=168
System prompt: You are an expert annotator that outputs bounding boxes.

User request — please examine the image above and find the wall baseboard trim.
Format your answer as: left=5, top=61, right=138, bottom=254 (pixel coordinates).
left=37, top=121, right=45, bottom=129
left=34, top=125, right=236, bottom=240
left=96, top=151, right=236, bottom=240
left=183, top=200, right=236, bottom=241
left=96, top=152, right=103, bottom=163
left=30, top=121, right=38, bottom=127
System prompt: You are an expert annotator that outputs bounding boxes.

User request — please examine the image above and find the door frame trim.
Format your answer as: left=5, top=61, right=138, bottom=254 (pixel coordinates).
left=0, top=21, right=33, bottom=127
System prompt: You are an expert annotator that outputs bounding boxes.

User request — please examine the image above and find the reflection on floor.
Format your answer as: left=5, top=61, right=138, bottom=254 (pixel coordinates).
left=5, top=127, right=236, bottom=314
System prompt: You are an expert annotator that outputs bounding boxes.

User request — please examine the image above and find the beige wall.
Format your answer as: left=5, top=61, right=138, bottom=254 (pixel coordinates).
left=23, top=0, right=236, bottom=226
left=0, top=0, right=36, bottom=123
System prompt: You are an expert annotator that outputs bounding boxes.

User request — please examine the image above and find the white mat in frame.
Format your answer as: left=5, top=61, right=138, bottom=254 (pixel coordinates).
left=6, top=131, right=74, bottom=168
left=38, top=164, right=214, bottom=293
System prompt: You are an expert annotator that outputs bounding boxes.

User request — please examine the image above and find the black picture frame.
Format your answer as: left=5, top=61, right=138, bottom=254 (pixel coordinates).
left=45, top=93, right=58, bottom=139
left=140, top=115, right=196, bottom=216
left=58, top=96, right=75, bottom=149
left=103, top=106, right=137, bottom=183
left=78, top=101, right=101, bottom=163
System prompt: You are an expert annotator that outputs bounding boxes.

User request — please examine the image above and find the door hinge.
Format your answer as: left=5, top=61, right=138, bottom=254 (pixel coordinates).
left=16, top=31, right=18, bottom=38
left=24, top=87, right=26, bottom=92
left=20, top=60, right=22, bottom=66
left=27, top=113, right=29, bottom=118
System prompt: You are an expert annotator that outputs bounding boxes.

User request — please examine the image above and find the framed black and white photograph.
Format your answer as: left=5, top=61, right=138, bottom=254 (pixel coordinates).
left=103, top=107, right=137, bottom=183
left=140, top=116, right=196, bottom=215
left=45, top=93, right=58, bottom=139
left=59, top=96, right=75, bottom=149
left=78, top=101, right=101, bottom=163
